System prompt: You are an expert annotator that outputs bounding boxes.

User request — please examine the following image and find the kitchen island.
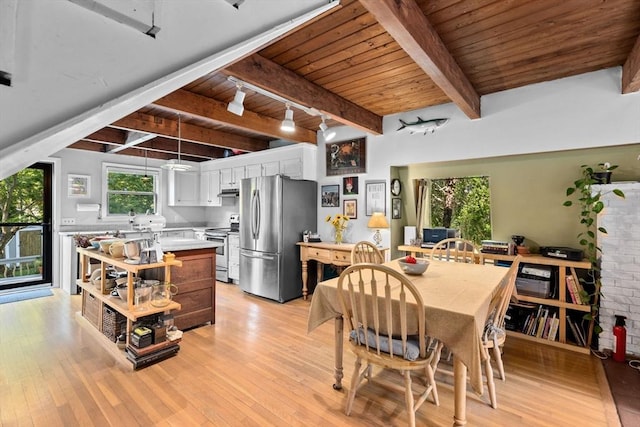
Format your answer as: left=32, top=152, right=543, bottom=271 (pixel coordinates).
left=76, top=238, right=221, bottom=368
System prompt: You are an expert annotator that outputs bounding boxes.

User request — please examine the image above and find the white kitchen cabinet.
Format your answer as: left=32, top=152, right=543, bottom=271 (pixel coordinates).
left=245, top=163, right=263, bottom=178
left=200, top=170, right=221, bottom=206
left=220, top=166, right=245, bottom=190
left=227, top=233, right=240, bottom=283
left=279, top=158, right=303, bottom=179
left=246, top=161, right=279, bottom=178
left=168, top=170, right=200, bottom=206
left=263, top=161, right=280, bottom=176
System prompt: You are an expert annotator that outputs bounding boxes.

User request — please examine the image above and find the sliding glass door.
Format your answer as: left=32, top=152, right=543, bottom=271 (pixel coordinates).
left=0, top=163, right=52, bottom=291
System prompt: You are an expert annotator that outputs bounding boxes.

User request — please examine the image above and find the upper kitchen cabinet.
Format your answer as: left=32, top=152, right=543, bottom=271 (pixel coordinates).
left=200, top=169, right=221, bottom=207
left=220, top=166, right=245, bottom=190
left=168, top=170, right=200, bottom=206
left=203, top=144, right=316, bottom=182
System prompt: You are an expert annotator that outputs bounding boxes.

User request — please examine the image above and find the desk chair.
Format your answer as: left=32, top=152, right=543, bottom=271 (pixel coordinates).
left=350, top=241, right=384, bottom=264
left=430, top=238, right=478, bottom=263
left=337, top=263, right=441, bottom=427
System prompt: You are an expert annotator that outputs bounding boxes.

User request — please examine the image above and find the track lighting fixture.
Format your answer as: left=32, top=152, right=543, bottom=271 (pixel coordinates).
left=162, top=113, right=192, bottom=171
left=319, top=116, right=337, bottom=141
left=227, top=84, right=246, bottom=116
left=281, top=104, right=295, bottom=132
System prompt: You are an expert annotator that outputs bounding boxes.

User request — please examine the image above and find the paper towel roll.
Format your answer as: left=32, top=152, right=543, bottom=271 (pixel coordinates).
left=76, top=203, right=100, bottom=212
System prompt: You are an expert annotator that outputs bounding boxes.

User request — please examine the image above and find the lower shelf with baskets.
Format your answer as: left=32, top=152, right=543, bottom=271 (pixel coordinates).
left=102, top=305, right=126, bottom=342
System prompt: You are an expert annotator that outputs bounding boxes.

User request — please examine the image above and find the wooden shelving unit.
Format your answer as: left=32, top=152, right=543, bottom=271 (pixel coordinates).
left=76, top=247, right=183, bottom=367
left=483, top=253, right=594, bottom=354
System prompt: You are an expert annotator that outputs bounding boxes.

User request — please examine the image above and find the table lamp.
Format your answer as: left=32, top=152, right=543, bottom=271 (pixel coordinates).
left=367, top=212, right=389, bottom=247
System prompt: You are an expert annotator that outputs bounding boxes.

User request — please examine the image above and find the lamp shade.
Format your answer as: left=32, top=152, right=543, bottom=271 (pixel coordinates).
left=227, top=89, right=245, bottom=116
left=367, top=212, right=389, bottom=229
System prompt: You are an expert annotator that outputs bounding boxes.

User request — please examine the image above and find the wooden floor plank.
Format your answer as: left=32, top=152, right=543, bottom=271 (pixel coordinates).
left=0, top=285, right=620, bottom=426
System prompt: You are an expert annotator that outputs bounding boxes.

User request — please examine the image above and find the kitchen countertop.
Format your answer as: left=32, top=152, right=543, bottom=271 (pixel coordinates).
left=160, top=238, right=222, bottom=252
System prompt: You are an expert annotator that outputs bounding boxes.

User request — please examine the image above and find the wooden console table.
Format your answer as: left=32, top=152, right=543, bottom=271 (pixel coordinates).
left=297, top=242, right=388, bottom=300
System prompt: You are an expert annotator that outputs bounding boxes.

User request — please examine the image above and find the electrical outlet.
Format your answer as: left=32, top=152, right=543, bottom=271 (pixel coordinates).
left=61, top=218, right=76, bottom=225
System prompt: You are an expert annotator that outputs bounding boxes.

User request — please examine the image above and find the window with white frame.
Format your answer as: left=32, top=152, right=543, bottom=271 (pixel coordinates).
left=102, top=163, right=160, bottom=218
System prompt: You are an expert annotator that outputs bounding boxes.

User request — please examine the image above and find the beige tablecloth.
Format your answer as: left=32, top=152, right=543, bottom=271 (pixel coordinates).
left=307, top=258, right=510, bottom=394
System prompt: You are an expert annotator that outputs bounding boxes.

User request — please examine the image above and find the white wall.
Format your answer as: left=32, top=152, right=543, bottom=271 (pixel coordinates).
left=316, top=68, right=640, bottom=248
left=0, top=0, right=331, bottom=178
left=54, top=148, right=205, bottom=229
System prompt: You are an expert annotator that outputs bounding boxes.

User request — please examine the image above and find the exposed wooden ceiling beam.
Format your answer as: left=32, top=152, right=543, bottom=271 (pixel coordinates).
left=152, top=89, right=317, bottom=143
left=224, top=54, right=383, bottom=135
left=359, top=0, right=480, bottom=119
left=622, top=32, right=640, bottom=93
left=111, top=112, right=269, bottom=153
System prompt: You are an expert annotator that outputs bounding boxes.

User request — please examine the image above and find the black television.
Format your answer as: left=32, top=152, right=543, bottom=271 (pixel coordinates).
left=421, top=228, right=458, bottom=247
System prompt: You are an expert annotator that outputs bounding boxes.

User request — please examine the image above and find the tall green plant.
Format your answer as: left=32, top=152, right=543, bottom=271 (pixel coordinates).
left=563, top=163, right=625, bottom=334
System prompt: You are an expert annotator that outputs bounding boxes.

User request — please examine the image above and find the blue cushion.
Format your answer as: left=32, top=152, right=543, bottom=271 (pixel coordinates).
left=349, top=328, right=420, bottom=361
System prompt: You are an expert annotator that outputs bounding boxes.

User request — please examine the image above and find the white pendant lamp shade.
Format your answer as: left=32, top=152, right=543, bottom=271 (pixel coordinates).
left=162, top=114, right=192, bottom=171
left=281, top=105, right=295, bottom=132
left=227, top=87, right=246, bottom=116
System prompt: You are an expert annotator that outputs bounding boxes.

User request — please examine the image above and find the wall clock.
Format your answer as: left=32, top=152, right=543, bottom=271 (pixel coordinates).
left=390, top=178, right=401, bottom=196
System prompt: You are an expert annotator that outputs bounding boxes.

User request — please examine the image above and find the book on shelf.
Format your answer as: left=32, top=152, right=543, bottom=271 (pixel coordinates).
left=547, top=313, right=559, bottom=341
left=566, top=275, right=586, bottom=305
left=566, top=315, right=585, bottom=346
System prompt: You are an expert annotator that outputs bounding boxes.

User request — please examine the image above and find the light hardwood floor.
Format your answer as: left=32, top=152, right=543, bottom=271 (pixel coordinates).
left=0, top=284, right=620, bottom=426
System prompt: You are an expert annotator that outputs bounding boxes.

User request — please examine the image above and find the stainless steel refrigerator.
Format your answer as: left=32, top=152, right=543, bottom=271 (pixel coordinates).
left=239, top=175, right=317, bottom=302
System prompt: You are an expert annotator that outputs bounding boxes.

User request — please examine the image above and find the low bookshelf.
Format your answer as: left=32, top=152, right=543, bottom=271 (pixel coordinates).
left=503, top=255, right=594, bottom=354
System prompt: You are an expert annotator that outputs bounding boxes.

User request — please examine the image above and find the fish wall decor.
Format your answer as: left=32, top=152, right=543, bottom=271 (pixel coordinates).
left=397, top=117, right=449, bottom=135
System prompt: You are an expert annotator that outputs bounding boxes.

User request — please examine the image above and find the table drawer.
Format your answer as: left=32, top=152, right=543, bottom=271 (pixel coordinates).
left=308, top=248, right=331, bottom=262
left=332, top=251, right=350, bottom=264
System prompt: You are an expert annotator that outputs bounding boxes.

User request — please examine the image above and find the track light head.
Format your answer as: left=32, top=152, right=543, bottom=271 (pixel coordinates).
left=319, top=116, right=336, bottom=141
left=281, top=105, right=295, bottom=132
left=227, top=87, right=246, bottom=116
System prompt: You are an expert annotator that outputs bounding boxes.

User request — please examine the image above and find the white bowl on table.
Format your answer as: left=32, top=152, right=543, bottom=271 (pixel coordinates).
left=398, top=259, right=429, bottom=275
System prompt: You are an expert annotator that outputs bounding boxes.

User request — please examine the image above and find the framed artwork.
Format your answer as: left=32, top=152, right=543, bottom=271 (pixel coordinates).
left=392, top=198, right=402, bottom=219
left=343, top=176, right=359, bottom=195
left=326, top=137, right=366, bottom=176
left=321, top=184, right=340, bottom=207
left=365, top=180, right=386, bottom=216
left=343, top=199, right=357, bottom=219
left=68, top=174, right=90, bottom=198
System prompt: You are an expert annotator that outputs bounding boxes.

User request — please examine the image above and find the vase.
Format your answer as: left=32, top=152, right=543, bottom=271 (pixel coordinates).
left=334, top=228, right=343, bottom=244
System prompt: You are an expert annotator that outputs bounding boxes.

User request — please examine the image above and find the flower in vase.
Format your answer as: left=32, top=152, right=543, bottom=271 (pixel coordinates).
left=325, top=214, right=349, bottom=243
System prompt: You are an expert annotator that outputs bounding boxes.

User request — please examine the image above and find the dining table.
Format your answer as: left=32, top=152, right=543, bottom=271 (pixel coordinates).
left=307, top=258, right=511, bottom=426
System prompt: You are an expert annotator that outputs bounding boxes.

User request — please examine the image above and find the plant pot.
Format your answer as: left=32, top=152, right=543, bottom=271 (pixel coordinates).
left=592, top=171, right=612, bottom=184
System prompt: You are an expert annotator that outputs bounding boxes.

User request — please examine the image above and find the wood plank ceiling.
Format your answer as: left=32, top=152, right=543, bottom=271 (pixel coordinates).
left=70, top=0, right=640, bottom=163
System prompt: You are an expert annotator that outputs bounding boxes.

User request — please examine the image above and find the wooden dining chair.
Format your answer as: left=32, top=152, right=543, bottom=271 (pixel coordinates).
left=430, top=238, right=479, bottom=263
left=337, top=263, right=442, bottom=427
left=350, top=241, right=384, bottom=264
left=433, top=257, right=520, bottom=409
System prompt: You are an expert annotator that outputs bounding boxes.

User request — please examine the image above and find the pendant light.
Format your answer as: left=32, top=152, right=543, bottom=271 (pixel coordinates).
left=162, top=113, right=192, bottom=171
left=141, top=149, right=151, bottom=181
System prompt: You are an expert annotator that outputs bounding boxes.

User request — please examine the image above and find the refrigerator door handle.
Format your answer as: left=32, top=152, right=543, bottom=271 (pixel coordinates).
left=250, top=189, right=258, bottom=240
left=241, top=249, right=276, bottom=261
left=252, top=189, right=261, bottom=240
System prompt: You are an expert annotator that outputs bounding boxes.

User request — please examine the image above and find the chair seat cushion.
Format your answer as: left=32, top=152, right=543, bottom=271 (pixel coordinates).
left=349, top=328, right=420, bottom=361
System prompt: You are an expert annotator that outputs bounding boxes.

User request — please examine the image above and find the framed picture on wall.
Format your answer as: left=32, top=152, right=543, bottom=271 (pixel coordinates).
left=392, top=198, right=402, bottom=219
left=321, top=184, right=340, bottom=207
left=68, top=174, right=90, bottom=198
left=325, top=137, right=366, bottom=176
left=365, top=180, right=386, bottom=216
left=343, top=199, right=357, bottom=219
left=343, top=176, right=359, bottom=195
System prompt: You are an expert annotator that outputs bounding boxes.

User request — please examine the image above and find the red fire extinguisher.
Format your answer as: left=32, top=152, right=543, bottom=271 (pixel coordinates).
left=613, top=315, right=627, bottom=363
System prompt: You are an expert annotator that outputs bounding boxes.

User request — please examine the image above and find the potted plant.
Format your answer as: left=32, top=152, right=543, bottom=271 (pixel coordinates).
left=563, top=163, right=625, bottom=337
